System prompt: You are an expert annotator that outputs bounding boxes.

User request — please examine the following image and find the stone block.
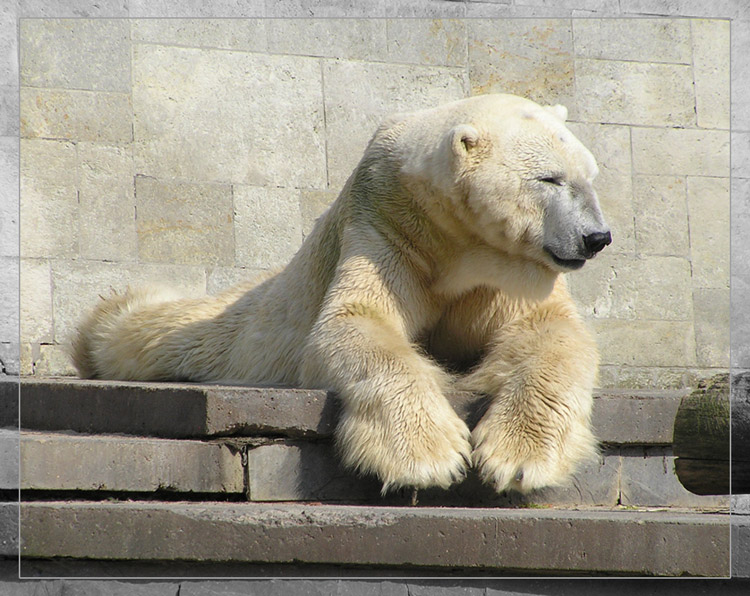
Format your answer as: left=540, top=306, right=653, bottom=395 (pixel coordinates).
left=592, top=390, right=683, bottom=445
left=19, top=501, right=731, bottom=576
left=79, top=143, right=137, bottom=262
left=631, top=128, right=729, bottom=177
left=266, top=19, right=388, bottom=61
left=620, top=0, right=741, bottom=18
left=128, top=0, right=266, bottom=18
left=0, top=85, right=19, bottom=137
left=33, top=344, right=77, bottom=377
left=20, top=19, right=131, bottom=93
left=575, top=59, right=694, bottom=127
left=131, top=18, right=267, bottom=51
left=323, top=60, right=466, bottom=189
left=386, top=19, right=467, bottom=67
left=0, top=502, right=18, bottom=557
left=465, top=2, right=570, bottom=19
left=19, top=139, right=78, bottom=259
left=18, top=0, right=130, bottom=17
left=0, top=429, right=18, bottom=489
left=263, top=0, right=384, bottom=18
left=591, top=319, right=697, bottom=368
left=572, top=18, right=691, bottom=64
left=246, top=442, right=382, bottom=502
left=692, top=289, right=729, bottom=368
left=132, top=44, right=326, bottom=189
left=468, top=19, right=574, bottom=109
left=569, top=253, right=693, bottom=321
left=0, top=377, right=18, bottom=427
left=632, top=175, right=689, bottom=256
left=0, top=7, right=17, bottom=88
left=0, top=257, right=19, bottom=346
left=19, top=258, right=52, bottom=345
left=732, top=21, right=750, bottom=131
left=20, top=88, right=133, bottom=144
left=135, top=177, right=234, bottom=266
left=733, top=515, right=750, bottom=578
left=299, top=190, right=337, bottom=239
left=55, top=581, right=180, bottom=596
left=687, top=176, right=730, bottom=289
left=0, top=344, right=20, bottom=378
left=692, top=19, right=730, bottom=130
left=620, top=447, right=728, bottom=509
left=20, top=431, right=244, bottom=493
left=234, top=185, right=303, bottom=269
left=732, top=131, right=750, bottom=179
left=0, top=137, right=18, bottom=258
left=19, top=379, right=682, bottom=447
left=50, top=260, right=206, bottom=345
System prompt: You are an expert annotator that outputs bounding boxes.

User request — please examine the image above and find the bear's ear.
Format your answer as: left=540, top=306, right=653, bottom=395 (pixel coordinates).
left=544, top=104, right=568, bottom=122
left=450, top=124, right=481, bottom=155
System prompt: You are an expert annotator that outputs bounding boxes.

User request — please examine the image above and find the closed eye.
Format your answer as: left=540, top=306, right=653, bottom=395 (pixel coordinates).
left=538, top=176, right=565, bottom=186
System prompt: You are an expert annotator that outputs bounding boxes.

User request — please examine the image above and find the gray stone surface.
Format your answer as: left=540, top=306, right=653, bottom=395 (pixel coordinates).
left=631, top=128, right=730, bottom=177
left=620, top=447, right=728, bottom=509
left=20, top=88, right=133, bottom=143
left=467, top=19, right=574, bottom=109
left=0, top=429, right=18, bottom=490
left=20, top=20, right=131, bottom=92
left=19, top=431, right=244, bottom=494
left=19, top=501, right=730, bottom=576
left=19, top=379, right=686, bottom=446
left=575, top=60, right=695, bottom=127
left=0, top=137, right=18, bottom=258
left=0, top=502, right=17, bottom=558
left=733, top=513, right=750, bottom=578
left=136, top=178, right=234, bottom=266
left=688, top=176, right=731, bottom=290
left=132, top=44, right=326, bottom=189
left=572, top=18, right=692, bottom=64
left=0, top=378, right=17, bottom=427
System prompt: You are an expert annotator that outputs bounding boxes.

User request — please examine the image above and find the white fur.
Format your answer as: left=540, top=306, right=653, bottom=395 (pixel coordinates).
left=72, top=94, right=609, bottom=494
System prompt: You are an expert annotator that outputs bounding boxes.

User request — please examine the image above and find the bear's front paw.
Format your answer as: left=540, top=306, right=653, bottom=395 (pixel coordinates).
left=471, top=413, right=596, bottom=494
left=336, top=405, right=472, bottom=494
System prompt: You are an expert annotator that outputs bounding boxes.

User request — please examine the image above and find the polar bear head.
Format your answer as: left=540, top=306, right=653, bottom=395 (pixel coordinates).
left=398, top=94, right=611, bottom=278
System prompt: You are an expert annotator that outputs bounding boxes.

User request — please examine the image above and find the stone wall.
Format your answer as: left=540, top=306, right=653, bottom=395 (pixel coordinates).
left=14, top=13, right=731, bottom=388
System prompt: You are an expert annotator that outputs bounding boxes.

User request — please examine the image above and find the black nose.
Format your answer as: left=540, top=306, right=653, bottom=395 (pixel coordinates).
left=583, top=231, right=612, bottom=256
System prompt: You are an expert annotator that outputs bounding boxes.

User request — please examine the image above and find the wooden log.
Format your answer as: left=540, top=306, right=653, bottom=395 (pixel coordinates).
left=672, top=374, right=729, bottom=495
left=732, top=372, right=750, bottom=494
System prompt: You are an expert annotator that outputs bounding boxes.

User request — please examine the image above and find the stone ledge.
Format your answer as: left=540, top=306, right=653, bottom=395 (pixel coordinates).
left=19, top=432, right=244, bottom=494
left=19, top=501, right=730, bottom=577
left=0, top=502, right=18, bottom=558
left=19, top=378, right=685, bottom=445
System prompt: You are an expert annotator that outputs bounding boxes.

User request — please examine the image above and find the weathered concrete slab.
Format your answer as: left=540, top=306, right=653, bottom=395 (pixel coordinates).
left=0, top=429, right=18, bottom=490
left=0, top=502, right=17, bottom=557
left=733, top=510, right=750, bottom=578
left=19, top=501, right=730, bottom=576
left=0, top=379, right=17, bottom=427
left=20, top=379, right=686, bottom=446
left=19, top=432, right=243, bottom=494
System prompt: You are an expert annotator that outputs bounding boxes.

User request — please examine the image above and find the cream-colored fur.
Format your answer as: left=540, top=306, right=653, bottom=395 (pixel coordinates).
left=72, top=94, right=610, bottom=495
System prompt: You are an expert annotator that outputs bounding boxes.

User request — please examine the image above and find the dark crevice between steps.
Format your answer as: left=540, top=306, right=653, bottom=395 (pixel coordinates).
left=19, top=489, right=248, bottom=504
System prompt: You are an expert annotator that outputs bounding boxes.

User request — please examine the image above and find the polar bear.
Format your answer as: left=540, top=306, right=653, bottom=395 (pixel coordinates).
left=72, top=94, right=611, bottom=495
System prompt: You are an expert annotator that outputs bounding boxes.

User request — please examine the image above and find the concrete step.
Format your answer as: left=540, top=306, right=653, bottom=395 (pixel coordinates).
left=20, top=378, right=685, bottom=444
left=19, top=500, right=729, bottom=577
left=16, top=379, right=727, bottom=509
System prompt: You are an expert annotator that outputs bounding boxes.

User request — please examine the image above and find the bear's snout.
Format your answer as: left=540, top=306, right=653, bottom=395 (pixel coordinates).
left=582, top=231, right=611, bottom=258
